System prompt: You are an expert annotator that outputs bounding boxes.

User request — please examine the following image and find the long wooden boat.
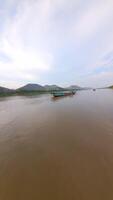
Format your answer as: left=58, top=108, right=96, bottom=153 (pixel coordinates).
left=52, top=91, right=75, bottom=97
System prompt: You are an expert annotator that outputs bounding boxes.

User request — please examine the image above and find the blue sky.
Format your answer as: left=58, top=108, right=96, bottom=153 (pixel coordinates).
left=0, top=0, right=113, bottom=88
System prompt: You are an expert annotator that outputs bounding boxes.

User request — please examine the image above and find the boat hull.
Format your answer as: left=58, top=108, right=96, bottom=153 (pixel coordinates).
left=52, top=91, right=75, bottom=97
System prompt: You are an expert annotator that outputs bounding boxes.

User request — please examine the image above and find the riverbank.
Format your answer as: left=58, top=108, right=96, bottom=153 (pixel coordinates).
left=0, top=91, right=52, bottom=97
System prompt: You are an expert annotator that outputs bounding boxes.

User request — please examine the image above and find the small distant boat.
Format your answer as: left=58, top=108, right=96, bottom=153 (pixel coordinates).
left=93, top=89, right=96, bottom=91
left=52, top=91, right=75, bottom=97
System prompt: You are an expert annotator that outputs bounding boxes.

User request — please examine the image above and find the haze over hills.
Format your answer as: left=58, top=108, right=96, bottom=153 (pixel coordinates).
left=0, top=83, right=84, bottom=95
left=44, top=85, right=64, bottom=91
left=0, top=86, right=14, bottom=94
left=0, top=83, right=112, bottom=96
left=109, top=85, right=113, bottom=89
left=65, top=85, right=82, bottom=90
left=17, top=84, right=83, bottom=91
left=17, top=84, right=45, bottom=91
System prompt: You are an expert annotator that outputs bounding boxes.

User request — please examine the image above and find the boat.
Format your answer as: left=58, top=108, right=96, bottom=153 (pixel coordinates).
left=93, top=89, right=96, bottom=91
left=52, top=91, right=75, bottom=97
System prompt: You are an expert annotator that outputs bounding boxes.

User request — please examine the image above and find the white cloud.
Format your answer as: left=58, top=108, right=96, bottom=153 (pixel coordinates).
left=75, top=71, right=113, bottom=88
left=72, top=0, right=113, bottom=45
left=0, top=0, right=54, bottom=87
left=0, top=0, right=113, bottom=88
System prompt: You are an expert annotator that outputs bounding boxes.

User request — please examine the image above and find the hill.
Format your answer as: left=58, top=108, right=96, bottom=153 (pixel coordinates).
left=109, top=85, right=113, bottom=89
left=44, top=85, right=64, bottom=91
left=0, top=83, right=85, bottom=96
left=0, top=86, right=14, bottom=94
left=65, top=85, right=82, bottom=90
left=17, top=84, right=45, bottom=91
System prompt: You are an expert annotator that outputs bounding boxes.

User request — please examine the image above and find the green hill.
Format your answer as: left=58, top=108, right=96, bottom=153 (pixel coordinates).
left=109, top=85, right=113, bottom=89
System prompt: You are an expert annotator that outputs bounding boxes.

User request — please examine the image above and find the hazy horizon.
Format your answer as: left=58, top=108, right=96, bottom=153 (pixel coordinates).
left=0, top=82, right=111, bottom=90
left=0, top=0, right=113, bottom=88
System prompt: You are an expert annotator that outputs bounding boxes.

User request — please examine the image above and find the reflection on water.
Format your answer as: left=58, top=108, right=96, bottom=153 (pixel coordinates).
left=0, top=89, right=113, bottom=200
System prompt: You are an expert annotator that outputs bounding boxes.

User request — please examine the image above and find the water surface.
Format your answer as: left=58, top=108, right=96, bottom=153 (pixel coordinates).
left=0, top=89, right=113, bottom=200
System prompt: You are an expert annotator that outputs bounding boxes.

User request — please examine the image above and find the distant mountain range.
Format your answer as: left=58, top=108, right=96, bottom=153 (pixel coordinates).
left=0, top=83, right=91, bottom=96
left=0, top=83, right=112, bottom=96
left=44, top=85, right=64, bottom=91
left=109, top=85, right=113, bottom=89
left=65, top=85, right=82, bottom=90
left=0, top=86, right=14, bottom=94
left=17, top=84, right=45, bottom=91
left=17, top=84, right=83, bottom=92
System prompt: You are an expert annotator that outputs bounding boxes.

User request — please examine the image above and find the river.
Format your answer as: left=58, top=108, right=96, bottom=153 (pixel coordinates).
left=0, top=89, right=113, bottom=200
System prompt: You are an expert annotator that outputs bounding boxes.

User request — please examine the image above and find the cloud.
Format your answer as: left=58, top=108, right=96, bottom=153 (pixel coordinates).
left=0, top=0, right=54, bottom=87
left=86, top=72, right=113, bottom=87
left=71, top=0, right=113, bottom=46
left=0, top=0, right=113, bottom=88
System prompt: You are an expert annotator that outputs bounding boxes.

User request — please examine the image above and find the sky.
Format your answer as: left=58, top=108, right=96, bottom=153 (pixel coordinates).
left=0, top=0, right=113, bottom=88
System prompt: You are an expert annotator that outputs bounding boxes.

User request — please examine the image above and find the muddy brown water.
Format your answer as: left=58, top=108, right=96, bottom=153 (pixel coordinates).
left=0, top=89, right=113, bottom=200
